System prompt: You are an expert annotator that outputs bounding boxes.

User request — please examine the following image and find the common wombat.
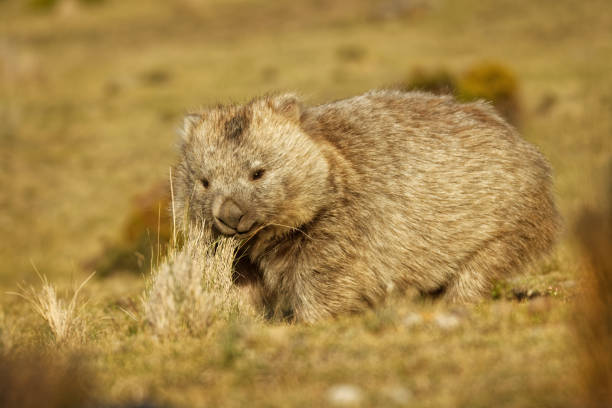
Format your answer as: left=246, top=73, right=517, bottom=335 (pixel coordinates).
left=174, top=90, right=560, bottom=322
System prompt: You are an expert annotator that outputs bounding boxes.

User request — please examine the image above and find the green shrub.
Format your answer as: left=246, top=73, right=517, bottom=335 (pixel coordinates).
left=457, top=61, right=521, bottom=125
left=401, top=62, right=521, bottom=125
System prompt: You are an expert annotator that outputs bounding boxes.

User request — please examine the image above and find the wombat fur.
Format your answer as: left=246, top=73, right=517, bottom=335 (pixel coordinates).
left=173, top=90, right=561, bottom=322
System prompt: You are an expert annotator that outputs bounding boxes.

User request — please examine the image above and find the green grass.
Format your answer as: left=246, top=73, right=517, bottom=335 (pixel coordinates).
left=1, top=0, right=610, bottom=406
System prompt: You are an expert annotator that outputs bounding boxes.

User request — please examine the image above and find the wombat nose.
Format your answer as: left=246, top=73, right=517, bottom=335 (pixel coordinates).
left=215, top=199, right=244, bottom=231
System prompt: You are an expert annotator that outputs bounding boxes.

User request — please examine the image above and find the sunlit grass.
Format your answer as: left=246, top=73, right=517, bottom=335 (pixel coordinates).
left=7, top=265, right=95, bottom=346
left=142, top=223, right=254, bottom=336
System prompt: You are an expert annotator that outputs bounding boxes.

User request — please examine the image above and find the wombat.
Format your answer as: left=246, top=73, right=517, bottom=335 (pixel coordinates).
left=173, top=90, right=561, bottom=322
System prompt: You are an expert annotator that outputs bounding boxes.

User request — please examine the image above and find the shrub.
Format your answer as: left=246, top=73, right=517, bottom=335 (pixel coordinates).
left=91, top=181, right=172, bottom=276
left=401, top=62, right=521, bottom=125
left=457, top=61, right=521, bottom=125
left=122, top=181, right=173, bottom=248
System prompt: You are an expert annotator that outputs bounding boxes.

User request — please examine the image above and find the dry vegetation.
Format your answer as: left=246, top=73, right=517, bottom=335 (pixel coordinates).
left=142, top=224, right=255, bottom=336
left=8, top=267, right=95, bottom=345
left=1, top=0, right=611, bottom=407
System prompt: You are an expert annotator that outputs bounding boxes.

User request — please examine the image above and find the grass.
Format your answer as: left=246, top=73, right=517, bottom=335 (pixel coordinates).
left=0, top=0, right=611, bottom=406
left=142, top=223, right=254, bottom=336
left=7, top=266, right=95, bottom=346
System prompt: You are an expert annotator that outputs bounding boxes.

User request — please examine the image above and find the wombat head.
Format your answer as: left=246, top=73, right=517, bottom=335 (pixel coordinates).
left=174, top=94, right=330, bottom=240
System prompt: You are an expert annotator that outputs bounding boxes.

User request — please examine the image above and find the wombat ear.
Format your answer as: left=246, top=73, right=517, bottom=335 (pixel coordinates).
left=268, top=93, right=302, bottom=122
left=181, top=113, right=203, bottom=141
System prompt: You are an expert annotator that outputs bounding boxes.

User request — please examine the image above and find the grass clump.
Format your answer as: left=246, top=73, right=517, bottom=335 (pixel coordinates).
left=8, top=267, right=95, bottom=346
left=142, top=224, right=253, bottom=336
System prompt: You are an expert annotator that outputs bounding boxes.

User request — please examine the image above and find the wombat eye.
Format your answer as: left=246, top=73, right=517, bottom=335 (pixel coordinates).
left=250, top=169, right=265, bottom=181
left=200, top=178, right=209, bottom=188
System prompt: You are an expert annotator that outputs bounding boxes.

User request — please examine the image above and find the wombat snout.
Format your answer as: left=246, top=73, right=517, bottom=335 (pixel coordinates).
left=212, top=196, right=256, bottom=235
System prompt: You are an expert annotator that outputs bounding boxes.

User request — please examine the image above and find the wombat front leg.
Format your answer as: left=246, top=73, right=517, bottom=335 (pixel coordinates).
left=259, top=261, right=348, bottom=323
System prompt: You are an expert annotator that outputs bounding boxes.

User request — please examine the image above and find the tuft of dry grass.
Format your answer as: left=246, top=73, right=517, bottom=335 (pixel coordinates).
left=142, top=223, right=255, bottom=336
left=7, top=266, right=95, bottom=346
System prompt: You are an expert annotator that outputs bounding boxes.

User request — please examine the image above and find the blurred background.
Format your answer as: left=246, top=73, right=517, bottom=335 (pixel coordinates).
left=0, top=0, right=609, bottom=286
left=1, top=0, right=610, bottom=282
left=1, top=1, right=611, bottom=407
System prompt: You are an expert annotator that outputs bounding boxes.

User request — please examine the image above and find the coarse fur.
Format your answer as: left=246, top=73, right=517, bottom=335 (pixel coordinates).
left=173, top=90, right=561, bottom=323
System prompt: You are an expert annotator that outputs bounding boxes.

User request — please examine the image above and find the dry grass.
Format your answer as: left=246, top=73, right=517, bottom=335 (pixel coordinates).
left=142, top=223, right=255, bottom=336
left=1, top=0, right=611, bottom=406
left=7, top=266, right=95, bottom=346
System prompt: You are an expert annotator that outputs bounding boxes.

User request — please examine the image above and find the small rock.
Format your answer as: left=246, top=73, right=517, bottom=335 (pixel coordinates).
left=327, top=384, right=364, bottom=406
left=402, top=312, right=424, bottom=328
left=434, top=312, right=461, bottom=330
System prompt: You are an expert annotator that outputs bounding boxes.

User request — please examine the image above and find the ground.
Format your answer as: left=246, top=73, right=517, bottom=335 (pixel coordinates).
left=0, top=0, right=611, bottom=407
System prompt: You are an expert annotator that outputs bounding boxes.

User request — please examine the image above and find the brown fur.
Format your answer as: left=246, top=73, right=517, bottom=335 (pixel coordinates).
left=174, top=90, right=561, bottom=322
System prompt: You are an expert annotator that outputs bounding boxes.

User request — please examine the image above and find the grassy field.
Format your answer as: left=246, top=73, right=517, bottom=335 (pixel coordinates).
left=1, top=0, right=611, bottom=407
